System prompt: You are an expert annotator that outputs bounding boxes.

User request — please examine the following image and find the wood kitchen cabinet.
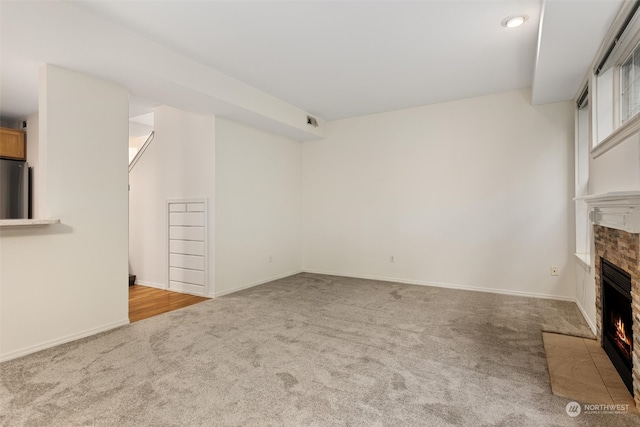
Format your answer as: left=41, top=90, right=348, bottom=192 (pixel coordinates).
left=0, top=127, right=26, bottom=160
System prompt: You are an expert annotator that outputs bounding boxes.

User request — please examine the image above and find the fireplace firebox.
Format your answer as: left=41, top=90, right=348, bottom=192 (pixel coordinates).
left=601, top=258, right=633, bottom=394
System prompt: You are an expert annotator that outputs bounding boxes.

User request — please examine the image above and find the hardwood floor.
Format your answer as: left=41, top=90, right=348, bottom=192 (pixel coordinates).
left=129, top=285, right=210, bottom=323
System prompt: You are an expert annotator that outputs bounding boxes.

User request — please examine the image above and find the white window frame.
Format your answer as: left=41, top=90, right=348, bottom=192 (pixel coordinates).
left=591, top=1, right=640, bottom=158
left=620, top=42, right=640, bottom=124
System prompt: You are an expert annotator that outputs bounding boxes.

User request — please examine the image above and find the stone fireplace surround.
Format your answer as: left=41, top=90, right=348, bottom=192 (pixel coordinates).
left=586, top=191, right=640, bottom=409
left=594, top=224, right=639, bottom=406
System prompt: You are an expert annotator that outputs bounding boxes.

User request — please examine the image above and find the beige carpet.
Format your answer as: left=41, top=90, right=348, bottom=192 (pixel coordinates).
left=1, top=273, right=638, bottom=426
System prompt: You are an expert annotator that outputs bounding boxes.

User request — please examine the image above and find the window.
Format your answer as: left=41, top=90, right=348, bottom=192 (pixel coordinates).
left=591, top=1, right=640, bottom=156
left=595, top=68, right=614, bottom=144
left=621, top=44, right=640, bottom=123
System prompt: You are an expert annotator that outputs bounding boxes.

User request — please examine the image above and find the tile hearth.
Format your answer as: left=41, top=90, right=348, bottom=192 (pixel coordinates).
left=543, top=332, right=637, bottom=414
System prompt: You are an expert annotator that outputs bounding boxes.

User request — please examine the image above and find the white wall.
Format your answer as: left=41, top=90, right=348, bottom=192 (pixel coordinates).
left=215, top=117, right=302, bottom=296
left=0, top=65, right=129, bottom=361
left=575, top=124, right=640, bottom=333
left=303, top=89, right=576, bottom=299
left=589, top=133, right=640, bottom=194
left=575, top=260, right=597, bottom=333
left=129, top=106, right=215, bottom=295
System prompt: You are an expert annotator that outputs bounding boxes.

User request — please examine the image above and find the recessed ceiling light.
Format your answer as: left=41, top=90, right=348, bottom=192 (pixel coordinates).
left=502, top=15, right=527, bottom=28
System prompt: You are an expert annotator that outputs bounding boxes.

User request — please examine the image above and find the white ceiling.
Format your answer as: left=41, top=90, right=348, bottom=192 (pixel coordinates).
left=0, top=0, right=623, bottom=125
left=532, top=0, right=623, bottom=105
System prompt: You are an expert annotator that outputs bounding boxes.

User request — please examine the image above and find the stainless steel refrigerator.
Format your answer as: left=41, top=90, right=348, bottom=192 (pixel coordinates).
left=0, top=159, right=29, bottom=219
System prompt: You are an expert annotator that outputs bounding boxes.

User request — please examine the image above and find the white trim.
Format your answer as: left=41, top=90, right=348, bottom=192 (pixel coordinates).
left=134, top=280, right=167, bottom=290
left=167, top=198, right=208, bottom=297
left=0, top=218, right=60, bottom=228
left=302, top=269, right=575, bottom=302
left=0, top=319, right=130, bottom=363
left=577, top=190, right=640, bottom=205
left=577, top=191, right=640, bottom=233
left=592, top=0, right=640, bottom=75
left=165, top=197, right=209, bottom=205
left=212, top=270, right=303, bottom=298
left=591, top=112, right=640, bottom=158
left=135, top=280, right=205, bottom=298
left=168, top=281, right=206, bottom=297
left=575, top=298, right=597, bottom=336
left=599, top=6, right=640, bottom=75
left=574, top=253, right=592, bottom=271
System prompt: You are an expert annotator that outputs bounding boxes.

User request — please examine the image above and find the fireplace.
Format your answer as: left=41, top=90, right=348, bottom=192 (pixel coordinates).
left=586, top=192, right=640, bottom=409
left=601, top=258, right=633, bottom=394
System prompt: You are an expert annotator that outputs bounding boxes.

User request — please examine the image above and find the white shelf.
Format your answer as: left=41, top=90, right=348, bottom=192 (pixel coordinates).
left=0, top=219, right=61, bottom=228
left=576, top=191, right=640, bottom=205
left=576, top=191, right=640, bottom=233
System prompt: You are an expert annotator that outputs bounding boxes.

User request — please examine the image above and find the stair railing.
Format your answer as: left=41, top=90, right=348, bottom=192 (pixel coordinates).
left=128, top=131, right=155, bottom=173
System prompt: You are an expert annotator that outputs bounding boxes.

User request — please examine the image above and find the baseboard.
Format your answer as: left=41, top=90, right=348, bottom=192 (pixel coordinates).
left=302, top=268, right=576, bottom=302
left=212, top=269, right=303, bottom=298
left=134, top=280, right=167, bottom=290
left=575, top=298, right=597, bottom=335
left=137, top=280, right=210, bottom=297
left=0, top=318, right=130, bottom=363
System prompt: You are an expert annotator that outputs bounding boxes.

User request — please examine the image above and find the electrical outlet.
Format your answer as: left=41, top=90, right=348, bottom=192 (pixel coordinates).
left=390, top=255, right=395, bottom=263
left=551, top=266, right=559, bottom=276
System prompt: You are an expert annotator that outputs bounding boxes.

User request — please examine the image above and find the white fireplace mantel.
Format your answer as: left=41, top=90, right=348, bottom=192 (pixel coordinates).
left=577, top=191, right=640, bottom=233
